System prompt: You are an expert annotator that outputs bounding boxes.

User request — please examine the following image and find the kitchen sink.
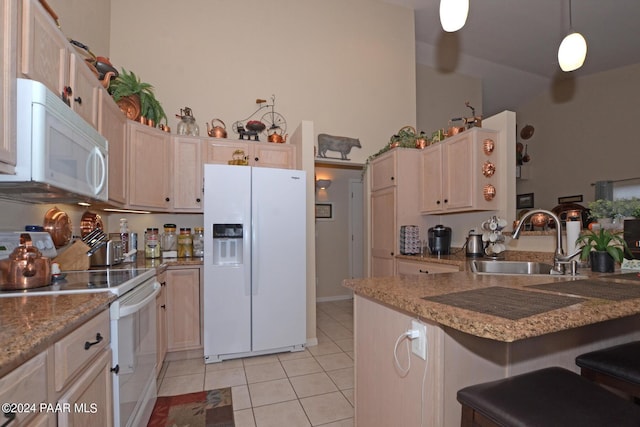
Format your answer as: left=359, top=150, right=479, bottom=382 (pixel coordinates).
left=470, top=260, right=555, bottom=276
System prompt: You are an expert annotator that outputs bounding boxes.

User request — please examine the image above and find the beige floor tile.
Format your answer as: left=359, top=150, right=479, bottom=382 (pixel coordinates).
left=289, top=372, right=338, bottom=398
left=317, top=419, right=354, bottom=427
left=299, top=391, right=353, bottom=426
left=242, top=354, right=281, bottom=366
left=253, top=400, right=311, bottom=427
left=204, top=367, right=247, bottom=389
left=232, top=385, right=252, bottom=410
left=234, top=408, right=256, bottom=427
left=164, top=358, right=205, bottom=378
left=307, top=341, right=342, bottom=357
left=205, top=358, right=244, bottom=372
left=315, top=330, right=331, bottom=343
left=245, top=361, right=286, bottom=383
left=157, top=373, right=203, bottom=397
left=333, top=338, right=354, bottom=352
left=282, top=357, right=323, bottom=377
left=248, top=378, right=297, bottom=407
left=320, top=326, right=353, bottom=341
left=341, top=388, right=354, bottom=407
left=326, top=367, right=353, bottom=390
left=315, top=353, right=353, bottom=371
left=278, top=349, right=312, bottom=361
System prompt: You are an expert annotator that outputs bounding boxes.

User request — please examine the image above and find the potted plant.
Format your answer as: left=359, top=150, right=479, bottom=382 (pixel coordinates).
left=108, top=68, right=167, bottom=126
left=576, top=228, right=630, bottom=272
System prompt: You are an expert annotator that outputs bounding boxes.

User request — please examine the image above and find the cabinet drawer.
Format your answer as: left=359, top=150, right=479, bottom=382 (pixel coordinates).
left=54, top=310, right=110, bottom=391
left=396, top=260, right=459, bottom=276
left=0, top=351, right=47, bottom=425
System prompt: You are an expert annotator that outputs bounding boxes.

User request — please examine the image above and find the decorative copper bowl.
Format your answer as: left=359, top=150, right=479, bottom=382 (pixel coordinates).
left=531, top=213, right=549, bottom=228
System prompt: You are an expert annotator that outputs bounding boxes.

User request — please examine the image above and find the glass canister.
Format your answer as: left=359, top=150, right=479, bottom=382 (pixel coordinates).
left=161, top=223, right=177, bottom=252
left=145, top=228, right=160, bottom=258
left=193, top=227, right=204, bottom=257
left=178, top=227, right=193, bottom=257
left=176, top=107, right=200, bottom=136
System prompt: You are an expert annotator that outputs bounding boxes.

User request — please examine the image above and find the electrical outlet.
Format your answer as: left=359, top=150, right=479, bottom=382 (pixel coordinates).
left=411, top=320, right=427, bottom=360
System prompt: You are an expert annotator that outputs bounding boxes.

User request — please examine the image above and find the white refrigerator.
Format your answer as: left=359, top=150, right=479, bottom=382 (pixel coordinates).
left=203, top=164, right=307, bottom=363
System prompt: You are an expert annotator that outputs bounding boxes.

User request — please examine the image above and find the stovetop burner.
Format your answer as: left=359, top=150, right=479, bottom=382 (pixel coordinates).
left=0, top=267, right=156, bottom=297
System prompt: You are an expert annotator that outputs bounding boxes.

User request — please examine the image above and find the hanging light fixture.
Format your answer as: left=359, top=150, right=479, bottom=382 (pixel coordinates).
left=558, top=0, right=587, bottom=72
left=439, top=0, right=469, bottom=32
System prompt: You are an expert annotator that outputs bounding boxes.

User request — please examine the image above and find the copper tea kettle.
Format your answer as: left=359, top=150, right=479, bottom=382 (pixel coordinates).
left=267, top=128, right=288, bottom=143
left=207, top=118, right=228, bottom=138
left=0, top=234, right=52, bottom=290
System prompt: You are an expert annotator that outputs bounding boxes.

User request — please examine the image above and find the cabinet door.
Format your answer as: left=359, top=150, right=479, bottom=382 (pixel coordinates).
left=57, top=349, right=113, bottom=427
left=0, top=0, right=17, bottom=172
left=68, top=51, right=99, bottom=128
left=156, top=281, right=167, bottom=376
left=166, top=268, right=201, bottom=351
left=371, top=187, right=396, bottom=277
left=173, top=136, right=203, bottom=211
left=21, top=0, right=68, bottom=95
left=370, top=152, right=396, bottom=191
left=444, top=134, right=473, bottom=210
left=203, top=139, right=249, bottom=164
left=251, top=144, right=295, bottom=169
left=396, top=260, right=459, bottom=276
left=0, top=351, right=48, bottom=426
left=127, top=122, right=172, bottom=210
left=420, top=145, right=443, bottom=213
left=99, top=89, right=127, bottom=205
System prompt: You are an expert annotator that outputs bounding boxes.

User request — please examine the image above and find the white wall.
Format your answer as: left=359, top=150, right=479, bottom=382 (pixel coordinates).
left=108, top=0, right=417, bottom=165
left=516, top=63, right=640, bottom=210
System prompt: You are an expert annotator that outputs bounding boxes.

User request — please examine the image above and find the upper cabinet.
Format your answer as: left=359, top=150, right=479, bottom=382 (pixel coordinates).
left=0, top=0, right=17, bottom=173
left=99, top=88, right=127, bottom=205
left=420, top=128, right=500, bottom=214
left=172, top=136, right=203, bottom=212
left=203, top=138, right=296, bottom=169
left=20, top=0, right=98, bottom=128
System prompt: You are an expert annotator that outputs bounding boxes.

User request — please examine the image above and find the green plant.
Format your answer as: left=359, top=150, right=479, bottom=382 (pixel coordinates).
left=612, top=197, right=640, bottom=218
left=108, top=68, right=167, bottom=125
left=587, top=199, right=614, bottom=220
left=576, top=228, right=630, bottom=263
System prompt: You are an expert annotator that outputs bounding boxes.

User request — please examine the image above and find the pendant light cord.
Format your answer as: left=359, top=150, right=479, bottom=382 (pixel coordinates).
left=569, top=0, right=573, bottom=29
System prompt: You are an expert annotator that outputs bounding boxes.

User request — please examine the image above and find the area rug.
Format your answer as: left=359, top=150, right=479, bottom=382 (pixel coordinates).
left=147, top=388, right=234, bottom=427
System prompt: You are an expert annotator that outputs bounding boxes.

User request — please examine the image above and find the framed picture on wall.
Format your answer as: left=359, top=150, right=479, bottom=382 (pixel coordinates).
left=517, top=193, right=535, bottom=209
left=315, top=203, right=333, bottom=220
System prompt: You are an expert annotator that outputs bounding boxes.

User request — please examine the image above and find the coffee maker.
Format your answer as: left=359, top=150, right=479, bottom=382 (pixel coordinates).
left=428, top=225, right=452, bottom=255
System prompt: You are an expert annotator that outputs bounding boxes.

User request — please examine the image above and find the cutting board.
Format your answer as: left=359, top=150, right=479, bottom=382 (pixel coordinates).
left=53, top=240, right=90, bottom=271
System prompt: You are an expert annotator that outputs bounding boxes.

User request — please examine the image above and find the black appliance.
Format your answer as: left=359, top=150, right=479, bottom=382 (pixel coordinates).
left=428, top=225, right=452, bottom=255
left=624, top=219, right=640, bottom=259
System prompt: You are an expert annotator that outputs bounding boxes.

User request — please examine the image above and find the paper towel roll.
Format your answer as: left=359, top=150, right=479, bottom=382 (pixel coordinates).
left=566, top=221, right=581, bottom=256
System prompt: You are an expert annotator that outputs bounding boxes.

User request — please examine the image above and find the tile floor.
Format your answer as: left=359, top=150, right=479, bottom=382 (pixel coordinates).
left=156, top=299, right=355, bottom=427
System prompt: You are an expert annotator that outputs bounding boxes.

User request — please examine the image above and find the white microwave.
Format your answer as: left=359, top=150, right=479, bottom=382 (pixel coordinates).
left=0, top=79, right=108, bottom=203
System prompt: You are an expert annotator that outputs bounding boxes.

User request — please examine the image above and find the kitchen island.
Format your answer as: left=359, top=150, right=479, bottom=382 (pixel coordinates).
left=344, top=268, right=640, bottom=426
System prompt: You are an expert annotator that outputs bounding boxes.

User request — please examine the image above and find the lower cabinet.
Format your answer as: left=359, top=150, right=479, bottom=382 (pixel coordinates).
left=396, top=259, right=460, bottom=276
left=156, top=269, right=167, bottom=375
left=166, top=267, right=202, bottom=352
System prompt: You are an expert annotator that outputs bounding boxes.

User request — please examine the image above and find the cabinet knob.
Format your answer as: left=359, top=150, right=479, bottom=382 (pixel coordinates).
left=436, top=200, right=441, bottom=205
left=444, top=199, right=448, bottom=203
left=160, top=281, right=166, bottom=286
left=254, top=157, right=259, bottom=162
left=160, top=304, right=166, bottom=309
left=390, top=252, right=395, bottom=256
left=74, top=96, right=82, bottom=105
left=391, top=176, right=395, bottom=181
left=419, top=269, right=429, bottom=274
left=196, top=198, right=201, bottom=203
left=165, top=197, right=170, bottom=202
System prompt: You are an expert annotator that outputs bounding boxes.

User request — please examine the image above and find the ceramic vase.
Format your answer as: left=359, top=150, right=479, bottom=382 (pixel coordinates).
left=590, top=251, right=615, bottom=273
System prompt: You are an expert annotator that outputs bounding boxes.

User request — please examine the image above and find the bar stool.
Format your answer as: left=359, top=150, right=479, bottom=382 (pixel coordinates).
left=457, top=367, right=640, bottom=427
left=576, top=341, right=640, bottom=400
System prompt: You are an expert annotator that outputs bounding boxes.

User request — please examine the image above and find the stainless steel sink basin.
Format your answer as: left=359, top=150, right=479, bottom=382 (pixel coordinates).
left=470, top=260, right=555, bottom=275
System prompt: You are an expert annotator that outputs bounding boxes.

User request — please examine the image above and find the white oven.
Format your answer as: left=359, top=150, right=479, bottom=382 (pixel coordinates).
left=110, top=275, right=160, bottom=427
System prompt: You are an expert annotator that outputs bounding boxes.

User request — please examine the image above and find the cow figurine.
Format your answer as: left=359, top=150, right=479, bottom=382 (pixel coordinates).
left=317, top=134, right=362, bottom=161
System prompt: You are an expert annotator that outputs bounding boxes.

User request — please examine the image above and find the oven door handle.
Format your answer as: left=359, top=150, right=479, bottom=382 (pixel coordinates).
left=119, top=281, right=160, bottom=318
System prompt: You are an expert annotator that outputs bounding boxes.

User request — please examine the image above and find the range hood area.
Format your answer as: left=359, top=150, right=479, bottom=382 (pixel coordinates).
left=0, top=79, right=108, bottom=204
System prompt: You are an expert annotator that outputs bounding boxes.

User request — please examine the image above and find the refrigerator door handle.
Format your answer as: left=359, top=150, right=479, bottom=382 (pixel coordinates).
left=252, top=204, right=259, bottom=296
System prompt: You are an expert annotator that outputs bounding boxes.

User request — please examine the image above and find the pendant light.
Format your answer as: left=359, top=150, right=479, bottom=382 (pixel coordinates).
left=558, top=0, right=587, bottom=72
left=439, top=0, right=469, bottom=32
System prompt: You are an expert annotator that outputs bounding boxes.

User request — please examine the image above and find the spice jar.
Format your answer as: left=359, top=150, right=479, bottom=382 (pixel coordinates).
left=178, top=227, right=193, bottom=257
left=193, top=227, right=204, bottom=257
left=161, top=224, right=177, bottom=252
left=145, top=228, right=160, bottom=259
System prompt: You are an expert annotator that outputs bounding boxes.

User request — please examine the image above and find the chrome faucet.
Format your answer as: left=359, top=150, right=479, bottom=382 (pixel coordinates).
left=512, top=209, right=581, bottom=275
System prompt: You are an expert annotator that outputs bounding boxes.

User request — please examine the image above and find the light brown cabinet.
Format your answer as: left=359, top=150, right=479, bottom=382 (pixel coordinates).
left=166, top=267, right=201, bottom=352
left=396, top=259, right=460, bottom=276
left=369, top=149, right=422, bottom=277
left=126, top=121, right=172, bottom=210
left=203, top=138, right=296, bottom=169
left=20, top=0, right=99, bottom=128
left=172, top=136, right=203, bottom=211
left=0, top=0, right=17, bottom=173
left=156, top=270, right=167, bottom=376
left=99, top=88, right=127, bottom=205
left=0, top=351, right=50, bottom=426
left=420, top=128, right=500, bottom=214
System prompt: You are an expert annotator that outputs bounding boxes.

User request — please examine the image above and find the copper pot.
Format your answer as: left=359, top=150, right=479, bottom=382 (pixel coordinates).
left=207, top=119, right=228, bottom=138
left=268, top=132, right=288, bottom=143
left=0, top=234, right=51, bottom=290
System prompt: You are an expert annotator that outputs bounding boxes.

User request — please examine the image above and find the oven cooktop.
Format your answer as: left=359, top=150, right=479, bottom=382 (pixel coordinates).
left=0, top=267, right=156, bottom=297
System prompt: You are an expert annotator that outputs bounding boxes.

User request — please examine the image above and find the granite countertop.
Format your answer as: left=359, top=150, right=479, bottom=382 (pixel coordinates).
left=0, top=292, right=115, bottom=377
left=344, top=267, right=640, bottom=343
left=395, top=249, right=556, bottom=269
